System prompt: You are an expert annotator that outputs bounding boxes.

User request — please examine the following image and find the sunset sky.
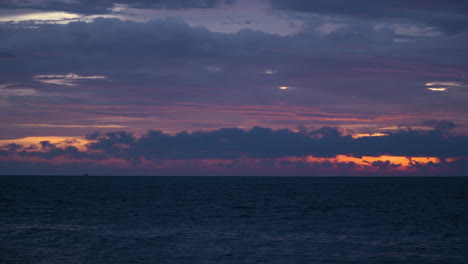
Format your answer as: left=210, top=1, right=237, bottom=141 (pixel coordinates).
left=1, top=0, right=468, bottom=175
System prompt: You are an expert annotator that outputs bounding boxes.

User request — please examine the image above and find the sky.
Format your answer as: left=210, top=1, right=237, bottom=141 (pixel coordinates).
left=1, top=0, right=468, bottom=176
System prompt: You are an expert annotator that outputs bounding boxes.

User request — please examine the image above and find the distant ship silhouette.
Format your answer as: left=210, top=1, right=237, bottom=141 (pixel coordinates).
left=84, top=173, right=89, bottom=176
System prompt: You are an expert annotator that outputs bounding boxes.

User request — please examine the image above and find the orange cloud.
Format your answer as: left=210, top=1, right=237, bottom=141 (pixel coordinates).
left=0, top=136, right=90, bottom=150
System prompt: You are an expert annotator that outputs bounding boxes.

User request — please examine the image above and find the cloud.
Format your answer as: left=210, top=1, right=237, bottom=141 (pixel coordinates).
left=39, top=140, right=56, bottom=149
left=269, top=0, right=468, bottom=34
left=0, top=17, right=468, bottom=140
left=427, top=87, right=447, bottom=92
left=425, top=82, right=464, bottom=87
left=55, top=126, right=468, bottom=160
left=0, top=10, right=81, bottom=23
left=0, top=52, right=16, bottom=59
left=1, top=125, right=467, bottom=175
left=17, top=124, right=127, bottom=128
left=34, top=73, right=106, bottom=86
left=425, top=81, right=466, bottom=92
left=1, top=3, right=467, bottom=176
left=1, top=0, right=235, bottom=15
left=0, top=83, right=38, bottom=96
left=422, top=120, right=456, bottom=130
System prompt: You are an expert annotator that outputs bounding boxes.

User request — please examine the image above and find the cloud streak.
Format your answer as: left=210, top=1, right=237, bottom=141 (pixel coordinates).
left=34, top=73, right=107, bottom=86
left=2, top=0, right=236, bottom=15
left=17, top=124, right=127, bottom=128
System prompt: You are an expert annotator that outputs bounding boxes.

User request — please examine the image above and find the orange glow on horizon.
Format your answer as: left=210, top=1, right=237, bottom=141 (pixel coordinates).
left=0, top=136, right=90, bottom=150
left=289, top=155, right=442, bottom=168
left=352, top=133, right=388, bottom=139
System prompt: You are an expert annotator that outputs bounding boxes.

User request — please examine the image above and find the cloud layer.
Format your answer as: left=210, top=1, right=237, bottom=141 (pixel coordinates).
left=270, top=0, right=468, bottom=34
left=2, top=0, right=235, bottom=14
left=1, top=126, right=467, bottom=175
left=1, top=16, right=467, bottom=139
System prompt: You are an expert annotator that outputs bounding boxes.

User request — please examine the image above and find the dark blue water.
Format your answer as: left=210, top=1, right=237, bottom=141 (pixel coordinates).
left=1, top=176, right=467, bottom=264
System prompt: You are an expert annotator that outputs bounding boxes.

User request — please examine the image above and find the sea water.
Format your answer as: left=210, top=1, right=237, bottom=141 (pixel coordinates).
left=1, top=176, right=467, bottom=264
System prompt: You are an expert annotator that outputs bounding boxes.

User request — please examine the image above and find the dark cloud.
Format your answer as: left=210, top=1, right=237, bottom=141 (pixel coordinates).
left=1, top=143, right=22, bottom=152
left=39, top=140, right=55, bottom=149
left=270, top=0, right=468, bottom=16
left=5, top=126, right=468, bottom=161
left=269, top=0, right=468, bottom=34
left=371, top=160, right=401, bottom=169
left=0, top=52, right=16, bottom=59
left=12, top=145, right=89, bottom=160
left=1, top=126, right=468, bottom=175
left=2, top=0, right=235, bottom=14
left=355, top=129, right=468, bottom=157
left=423, top=120, right=456, bottom=130
left=85, top=126, right=347, bottom=159
left=86, top=127, right=468, bottom=159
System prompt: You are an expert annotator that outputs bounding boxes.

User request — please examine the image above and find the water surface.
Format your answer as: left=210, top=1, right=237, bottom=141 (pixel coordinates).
left=1, top=176, right=467, bottom=263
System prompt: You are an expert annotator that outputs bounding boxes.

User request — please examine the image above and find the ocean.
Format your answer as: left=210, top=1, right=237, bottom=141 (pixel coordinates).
left=1, top=176, right=467, bottom=264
